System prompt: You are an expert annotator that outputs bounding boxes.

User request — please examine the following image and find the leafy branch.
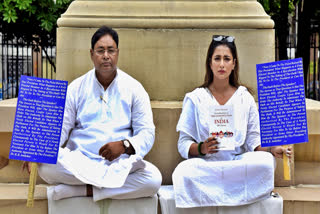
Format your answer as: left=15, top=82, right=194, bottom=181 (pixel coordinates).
left=0, top=0, right=73, bottom=47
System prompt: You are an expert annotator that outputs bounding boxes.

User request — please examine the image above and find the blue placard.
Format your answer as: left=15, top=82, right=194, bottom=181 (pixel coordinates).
left=256, top=58, right=308, bottom=147
left=9, top=75, right=68, bottom=164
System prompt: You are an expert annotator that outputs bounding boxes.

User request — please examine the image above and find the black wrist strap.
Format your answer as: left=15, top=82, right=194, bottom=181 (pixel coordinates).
left=198, top=142, right=206, bottom=156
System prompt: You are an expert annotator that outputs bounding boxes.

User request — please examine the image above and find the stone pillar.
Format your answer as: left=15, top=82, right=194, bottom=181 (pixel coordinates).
left=56, top=0, right=275, bottom=100
left=56, top=0, right=282, bottom=185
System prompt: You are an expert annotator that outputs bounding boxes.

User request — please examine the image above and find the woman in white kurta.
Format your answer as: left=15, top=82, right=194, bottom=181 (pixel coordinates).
left=172, top=35, right=292, bottom=208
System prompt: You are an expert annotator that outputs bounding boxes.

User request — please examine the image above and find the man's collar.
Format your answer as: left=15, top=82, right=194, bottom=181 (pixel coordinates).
left=94, top=68, right=118, bottom=90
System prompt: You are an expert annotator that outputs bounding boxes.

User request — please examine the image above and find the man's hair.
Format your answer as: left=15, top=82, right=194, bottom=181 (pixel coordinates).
left=91, top=26, right=119, bottom=49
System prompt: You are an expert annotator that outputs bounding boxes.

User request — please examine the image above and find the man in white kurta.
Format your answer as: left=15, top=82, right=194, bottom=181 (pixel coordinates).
left=37, top=26, right=162, bottom=201
left=172, top=86, right=275, bottom=207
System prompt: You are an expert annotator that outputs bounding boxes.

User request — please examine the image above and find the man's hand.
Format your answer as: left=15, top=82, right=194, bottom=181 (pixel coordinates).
left=99, top=141, right=125, bottom=161
left=21, top=161, right=32, bottom=174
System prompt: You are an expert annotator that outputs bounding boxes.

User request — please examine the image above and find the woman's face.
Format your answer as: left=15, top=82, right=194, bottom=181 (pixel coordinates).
left=210, top=45, right=235, bottom=82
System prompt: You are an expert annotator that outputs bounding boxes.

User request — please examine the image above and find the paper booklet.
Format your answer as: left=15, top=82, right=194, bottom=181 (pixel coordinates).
left=208, top=105, right=235, bottom=151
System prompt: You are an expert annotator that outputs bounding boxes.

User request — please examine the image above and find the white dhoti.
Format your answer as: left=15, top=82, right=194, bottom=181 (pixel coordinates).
left=38, top=148, right=162, bottom=201
left=172, top=151, right=275, bottom=208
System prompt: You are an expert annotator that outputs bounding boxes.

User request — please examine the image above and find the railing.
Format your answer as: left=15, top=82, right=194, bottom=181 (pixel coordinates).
left=308, top=33, right=320, bottom=101
left=275, top=32, right=320, bottom=101
left=0, top=33, right=56, bottom=100
left=1, top=32, right=319, bottom=101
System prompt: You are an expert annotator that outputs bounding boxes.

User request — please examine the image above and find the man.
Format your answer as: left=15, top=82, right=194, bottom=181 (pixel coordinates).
left=25, top=26, right=162, bottom=201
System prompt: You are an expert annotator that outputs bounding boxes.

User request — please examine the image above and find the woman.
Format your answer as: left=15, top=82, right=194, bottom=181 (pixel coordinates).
left=172, top=35, right=292, bottom=208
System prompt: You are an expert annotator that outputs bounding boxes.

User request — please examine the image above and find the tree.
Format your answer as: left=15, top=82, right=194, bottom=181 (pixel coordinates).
left=257, top=0, right=295, bottom=60
left=0, top=0, right=73, bottom=48
left=258, top=0, right=320, bottom=98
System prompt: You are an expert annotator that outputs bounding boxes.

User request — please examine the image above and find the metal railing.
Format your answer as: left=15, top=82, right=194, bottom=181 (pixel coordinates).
left=275, top=33, right=320, bottom=101
left=0, top=33, right=56, bottom=100
left=308, top=33, right=320, bottom=100
left=1, top=32, right=319, bottom=101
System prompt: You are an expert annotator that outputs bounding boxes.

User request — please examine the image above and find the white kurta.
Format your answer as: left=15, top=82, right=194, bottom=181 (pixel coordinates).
left=173, top=86, right=275, bottom=208
left=53, top=68, right=155, bottom=188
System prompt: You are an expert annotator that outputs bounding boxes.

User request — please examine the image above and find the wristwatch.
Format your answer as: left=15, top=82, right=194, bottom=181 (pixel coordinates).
left=122, top=139, right=131, bottom=153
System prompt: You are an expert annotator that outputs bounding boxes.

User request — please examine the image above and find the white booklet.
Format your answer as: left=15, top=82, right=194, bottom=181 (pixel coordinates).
left=208, top=105, right=235, bottom=151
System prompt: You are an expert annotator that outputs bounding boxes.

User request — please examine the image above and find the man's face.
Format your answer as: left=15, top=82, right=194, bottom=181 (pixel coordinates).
left=90, top=34, right=119, bottom=77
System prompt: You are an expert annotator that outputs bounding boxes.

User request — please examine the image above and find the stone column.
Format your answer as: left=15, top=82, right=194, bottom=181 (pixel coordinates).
left=56, top=0, right=275, bottom=100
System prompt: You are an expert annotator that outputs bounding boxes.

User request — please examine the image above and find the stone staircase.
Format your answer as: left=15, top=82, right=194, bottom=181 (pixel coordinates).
left=277, top=98, right=320, bottom=214
left=0, top=98, right=320, bottom=213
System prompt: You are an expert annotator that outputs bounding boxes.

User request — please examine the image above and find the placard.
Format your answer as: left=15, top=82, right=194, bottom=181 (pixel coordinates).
left=9, top=75, right=68, bottom=164
left=256, top=58, right=308, bottom=147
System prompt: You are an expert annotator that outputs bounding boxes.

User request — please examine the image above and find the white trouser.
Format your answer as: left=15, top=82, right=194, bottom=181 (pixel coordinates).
left=38, top=158, right=162, bottom=201
left=173, top=151, right=275, bottom=208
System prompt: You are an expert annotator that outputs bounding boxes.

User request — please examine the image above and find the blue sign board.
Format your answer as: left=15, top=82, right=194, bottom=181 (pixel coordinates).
left=256, top=58, right=308, bottom=147
left=9, top=75, right=68, bottom=164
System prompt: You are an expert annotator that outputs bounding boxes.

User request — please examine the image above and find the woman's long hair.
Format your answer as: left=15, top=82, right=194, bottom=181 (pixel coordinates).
left=200, top=36, right=253, bottom=94
left=200, top=36, right=239, bottom=89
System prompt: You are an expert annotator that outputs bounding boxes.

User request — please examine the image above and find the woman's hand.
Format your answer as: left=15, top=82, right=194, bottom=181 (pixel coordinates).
left=255, top=145, right=293, bottom=160
left=271, top=146, right=293, bottom=159
left=201, top=136, right=220, bottom=155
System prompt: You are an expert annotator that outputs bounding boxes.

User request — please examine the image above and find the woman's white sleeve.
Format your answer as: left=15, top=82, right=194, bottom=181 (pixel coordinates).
left=245, top=96, right=261, bottom=151
left=177, top=97, right=198, bottom=159
left=178, top=131, right=196, bottom=159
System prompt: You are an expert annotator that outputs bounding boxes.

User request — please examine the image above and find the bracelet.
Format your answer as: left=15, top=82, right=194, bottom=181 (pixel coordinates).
left=198, top=142, right=206, bottom=156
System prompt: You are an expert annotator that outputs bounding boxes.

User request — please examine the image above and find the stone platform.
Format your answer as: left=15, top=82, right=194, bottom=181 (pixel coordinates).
left=0, top=98, right=320, bottom=213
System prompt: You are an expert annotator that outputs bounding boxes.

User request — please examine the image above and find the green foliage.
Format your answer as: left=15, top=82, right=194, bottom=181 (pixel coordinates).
left=257, top=0, right=297, bottom=40
left=0, top=0, right=73, bottom=47
left=258, top=0, right=296, bottom=16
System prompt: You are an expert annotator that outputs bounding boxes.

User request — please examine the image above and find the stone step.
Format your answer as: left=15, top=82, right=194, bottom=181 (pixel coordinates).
left=0, top=184, right=319, bottom=214
left=0, top=183, right=48, bottom=214
left=295, top=161, right=320, bottom=185
left=1, top=99, right=319, bottom=187
left=275, top=160, right=320, bottom=187
left=274, top=185, right=320, bottom=214
left=295, top=135, right=320, bottom=162
left=0, top=183, right=159, bottom=214
left=0, top=159, right=46, bottom=184
left=0, top=183, right=47, bottom=200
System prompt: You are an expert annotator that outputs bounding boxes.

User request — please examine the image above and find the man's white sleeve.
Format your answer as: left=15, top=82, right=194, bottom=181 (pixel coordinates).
left=127, top=87, right=155, bottom=158
left=59, top=85, right=77, bottom=147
